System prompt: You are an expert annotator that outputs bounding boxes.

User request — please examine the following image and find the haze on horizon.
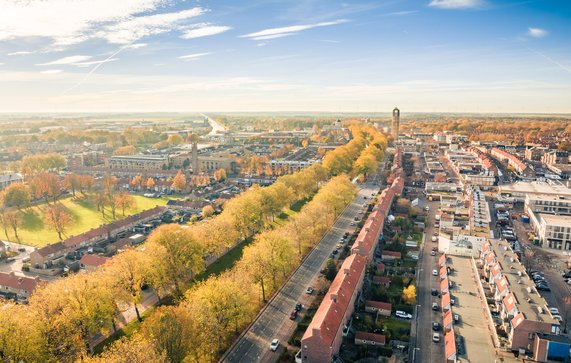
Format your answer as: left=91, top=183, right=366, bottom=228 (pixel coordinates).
left=0, top=0, right=570, bottom=114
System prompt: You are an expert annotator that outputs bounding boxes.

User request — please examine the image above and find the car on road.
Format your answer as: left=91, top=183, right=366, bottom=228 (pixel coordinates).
left=553, top=315, right=563, bottom=322
left=431, top=236, right=438, bottom=242
left=336, top=244, right=342, bottom=250
left=549, top=307, right=560, bottom=315
left=432, top=321, right=441, bottom=331
left=431, top=250, right=436, bottom=256
left=295, top=303, right=302, bottom=312
left=432, top=333, right=440, bottom=343
left=306, top=287, right=314, bottom=294
left=433, top=232, right=438, bottom=236
left=395, top=310, right=412, bottom=319
left=425, top=206, right=430, bottom=211
left=432, top=302, right=439, bottom=311
left=270, top=339, right=279, bottom=351
left=350, top=222, right=355, bottom=226
left=454, top=314, right=460, bottom=323
left=432, top=269, right=438, bottom=276
left=289, top=310, right=298, bottom=320
left=354, top=217, right=359, bottom=221
left=431, top=288, right=438, bottom=296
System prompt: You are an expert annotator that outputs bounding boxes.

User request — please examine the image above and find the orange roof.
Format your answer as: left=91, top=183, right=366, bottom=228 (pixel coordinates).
left=355, top=331, right=386, bottom=345
left=443, top=309, right=453, bottom=328
left=439, top=254, right=446, bottom=266
left=485, top=251, right=496, bottom=265
left=483, top=241, right=491, bottom=252
left=490, top=263, right=501, bottom=277
left=440, top=266, right=447, bottom=278
left=440, top=277, right=449, bottom=292
left=382, top=250, right=401, bottom=258
left=302, top=254, right=367, bottom=346
left=503, top=292, right=517, bottom=314
left=442, top=292, right=450, bottom=309
left=365, top=300, right=392, bottom=311
left=80, top=254, right=109, bottom=267
left=511, top=312, right=525, bottom=329
left=445, top=330, right=456, bottom=358
left=495, top=276, right=509, bottom=294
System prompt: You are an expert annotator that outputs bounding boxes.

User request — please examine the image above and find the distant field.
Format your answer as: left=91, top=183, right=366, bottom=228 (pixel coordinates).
left=5, top=195, right=172, bottom=248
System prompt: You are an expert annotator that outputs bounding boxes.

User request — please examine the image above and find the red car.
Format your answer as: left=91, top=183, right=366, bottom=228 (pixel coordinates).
left=290, top=310, right=298, bottom=320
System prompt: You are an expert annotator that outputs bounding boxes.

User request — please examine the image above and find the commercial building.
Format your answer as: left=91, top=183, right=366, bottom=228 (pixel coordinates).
left=498, top=182, right=571, bottom=203
left=108, top=154, right=169, bottom=171
left=525, top=194, right=571, bottom=250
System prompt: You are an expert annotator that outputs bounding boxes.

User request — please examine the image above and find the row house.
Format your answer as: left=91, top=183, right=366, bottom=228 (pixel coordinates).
left=0, top=272, right=43, bottom=299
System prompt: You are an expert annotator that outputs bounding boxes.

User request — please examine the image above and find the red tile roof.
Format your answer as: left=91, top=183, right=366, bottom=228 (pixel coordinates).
left=381, top=250, right=401, bottom=258
left=441, top=277, right=449, bottom=292
left=443, top=309, right=453, bottom=328
left=442, top=292, right=450, bottom=309
left=302, top=254, right=367, bottom=347
left=80, top=254, right=109, bottom=267
left=376, top=263, right=385, bottom=272
left=355, top=331, right=386, bottom=345
left=511, top=312, right=525, bottom=329
left=439, top=254, right=447, bottom=266
left=503, top=292, right=517, bottom=314
left=0, top=272, right=40, bottom=293
left=496, top=276, right=509, bottom=295
left=490, top=263, right=501, bottom=277
left=445, top=330, right=456, bottom=359
left=365, top=300, right=392, bottom=312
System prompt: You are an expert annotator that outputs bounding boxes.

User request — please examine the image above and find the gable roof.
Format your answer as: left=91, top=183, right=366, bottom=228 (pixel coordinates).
left=381, top=250, right=401, bottom=258
left=495, top=276, right=509, bottom=295
left=445, top=330, right=456, bottom=359
left=355, top=331, right=386, bottom=345
left=302, top=254, right=367, bottom=347
left=80, top=254, right=109, bottom=267
left=372, top=276, right=391, bottom=285
left=365, top=300, right=392, bottom=311
left=34, top=242, right=66, bottom=257
left=0, top=272, right=40, bottom=293
left=443, top=309, right=453, bottom=328
left=511, top=312, right=525, bottom=329
left=503, top=292, right=517, bottom=313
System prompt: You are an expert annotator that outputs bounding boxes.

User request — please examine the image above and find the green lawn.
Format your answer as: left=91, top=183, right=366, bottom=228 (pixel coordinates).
left=7, top=195, right=172, bottom=247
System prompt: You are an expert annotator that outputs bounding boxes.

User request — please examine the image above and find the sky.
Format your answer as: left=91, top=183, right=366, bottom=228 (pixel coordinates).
left=0, top=0, right=570, bottom=113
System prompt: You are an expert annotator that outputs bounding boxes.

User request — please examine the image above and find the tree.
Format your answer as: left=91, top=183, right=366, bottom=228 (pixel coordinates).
left=29, top=173, right=61, bottom=203
left=167, top=134, right=184, bottom=146
left=103, top=249, right=151, bottom=322
left=3, top=183, right=30, bottom=209
left=201, top=205, right=215, bottom=219
left=63, top=173, right=81, bottom=197
left=79, top=175, right=94, bottom=195
left=4, top=210, right=22, bottom=240
left=146, top=177, right=156, bottom=190
left=114, top=145, right=137, bottom=155
left=146, top=224, right=205, bottom=298
left=172, top=170, right=186, bottom=192
left=114, top=192, right=136, bottom=216
left=20, top=153, right=65, bottom=176
left=43, top=204, right=74, bottom=240
left=324, top=258, right=338, bottom=282
left=402, top=285, right=416, bottom=305
left=0, top=303, right=46, bottom=362
left=213, top=168, right=227, bottom=182
left=140, top=306, right=194, bottom=363
left=354, top=152, right=378, bottom=179
left=85, top=335, right=166, bottom=363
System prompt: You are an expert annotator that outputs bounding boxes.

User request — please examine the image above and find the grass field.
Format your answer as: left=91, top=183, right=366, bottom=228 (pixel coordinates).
left=5, top=195, right=172, bottom=247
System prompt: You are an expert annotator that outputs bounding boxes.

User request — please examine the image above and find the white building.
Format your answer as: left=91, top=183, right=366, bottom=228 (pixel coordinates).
left=529, top=214, right=571, bottom=250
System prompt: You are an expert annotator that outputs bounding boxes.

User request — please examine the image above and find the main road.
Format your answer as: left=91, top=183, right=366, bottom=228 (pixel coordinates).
left=221, top=177, right=383, bottom=363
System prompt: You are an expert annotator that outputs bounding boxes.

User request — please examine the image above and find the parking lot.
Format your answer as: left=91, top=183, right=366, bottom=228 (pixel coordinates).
left=448, top=256, right=496, bottom=363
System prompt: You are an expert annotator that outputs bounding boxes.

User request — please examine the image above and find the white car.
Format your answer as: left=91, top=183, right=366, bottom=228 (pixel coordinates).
left=552, top=315, right=563, bottom=322
left=432, top=269, right=438, bottom=276
left=432, top=333, right=440, bottom=343
left=431, top=236, right=438, bottom=242
left=395, top=310, right=412, bottom=319
left=549, top=307, right=560, bottom=315
left=306, top=287, right=314, bottom=295
left=425, top=206, right=430, bottom=211
left=270, top=339, right=279, bottom=351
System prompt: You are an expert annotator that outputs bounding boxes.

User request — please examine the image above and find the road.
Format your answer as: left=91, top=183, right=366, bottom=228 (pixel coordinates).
left=412, top=197, right=444, bottom=363
left=201, top=113, right=226, bottom=137
left=221, top=179, right=382, bottom=363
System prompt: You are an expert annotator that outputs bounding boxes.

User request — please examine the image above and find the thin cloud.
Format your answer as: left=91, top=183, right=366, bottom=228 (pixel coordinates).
left=241, top=20, right=348, bottom=41
left=528, top=27, right=548, bottom=38
left=384, top=10, right=418, bottom=16
left=429, top=0, right=485, bottom=9
left=178, top=52, right=212, bottom=60
left=181, top=24, right=232, bottom=39
left=74, top=58, right=120, bottom=68
left=0, top=1, right=206, bottom=47
left=527, top=47, right=571, bottom=75
left=37, top=55, right=92, bottom=66
left=40, top=69, right=63, bottom=74
left=8, top=51, right=36, bottom=56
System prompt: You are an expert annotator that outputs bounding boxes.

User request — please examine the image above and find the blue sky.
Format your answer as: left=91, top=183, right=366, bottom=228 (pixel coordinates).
left=0, top=0, right=570, bottom=113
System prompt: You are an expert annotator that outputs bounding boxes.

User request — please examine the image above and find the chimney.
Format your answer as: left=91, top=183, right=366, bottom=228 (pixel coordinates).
left=330, top=294, right=337, bottom=303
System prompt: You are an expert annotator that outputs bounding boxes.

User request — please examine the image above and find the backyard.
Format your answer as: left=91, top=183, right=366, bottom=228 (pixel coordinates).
left=3, top=195, right=172, bottom=247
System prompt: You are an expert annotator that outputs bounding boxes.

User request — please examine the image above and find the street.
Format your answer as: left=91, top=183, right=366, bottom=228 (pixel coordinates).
left=221, top=179, right=382, bottom=363
left=412, top=198, right=444, bottom=363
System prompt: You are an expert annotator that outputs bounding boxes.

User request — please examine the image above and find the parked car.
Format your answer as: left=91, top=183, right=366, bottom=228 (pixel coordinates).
left=431, top=236, right=438, bottom=242
left=270, top=339, right=279, bottom=351
left=432, top=333, right=440, bottom=343
left=549, top=307, right=560, bottom=315
left=306, top=287, right=314, bottom=294
left=295, top=303, right=302, bottom=312
left=431, top=250, right=436, bottom=256
left=454, top=314, right=460, bottom=322
left=432, top=302, right=439, bottom=311
left=431, top=288, right=438, bottom=296
left=432, top=321, right=441, bottom=331
left=432, top=269, right=438, bottom=276
left=395, top=310, right=412, bottom=319
left=289, top=310, right=298, bottom=320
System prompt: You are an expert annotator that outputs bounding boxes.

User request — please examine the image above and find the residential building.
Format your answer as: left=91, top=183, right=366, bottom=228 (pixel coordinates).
left=533, top=333, right=571, bottom=363
left=0, top=173, right=23, bottom=190
left=498, top=182, right=571, bottom=203
left=364, top=301, right=392, bottom=316
left=525, top=147, right=548, bottom=161
left=530, top=214, right=571, bottom=250
left=0, top=272, right=42, bottom=299
left=79, top=254, right=109, bottom=273
left=354, top=332, right=386, bottom=346
left=300, top=254, right=367, bottom=363
left=491, top=147, right=531, bottom=175
left=542, top=150, right=569, bottom=166
left=108, top=154, right=169, bottom=171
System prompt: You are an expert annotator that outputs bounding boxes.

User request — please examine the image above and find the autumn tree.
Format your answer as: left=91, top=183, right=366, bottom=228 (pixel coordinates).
left=140, top=305, right=194, bottom=363
left=20, top=153, right=66, bottom=176
left=167, top=134, right=184, bottom=146
left=402, top=284, right=416, bottom=305
left=146, top=177, right=156, bottom=190
left=114, top=192, right=136, bottom=216
left=201, top=205, right=215, bottom=219
left=64, top=173, right=81, bottom=197
left=146, top=224, right=205, bottom=298
left=79, top=175, right=94, bottom=195
left=0, top=303, right=46, bottom=362
left=3, top=183, right=31, bottom=209
left=103, top=249, right=151, bottom=322
left=4, top=209, right=22, bottom=240
left=130, top=175, right=142, bottom=190
left=172, top=170, right=186, bottom=192
left=29, top=173, right=61, bottom=203
left=114, top=145, right=137, bottom=155
left=85, top=334, right=166, bottom=363
left=43, top=204, right=74, bottom=240
left=213, top=168, right=227, bottom=181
